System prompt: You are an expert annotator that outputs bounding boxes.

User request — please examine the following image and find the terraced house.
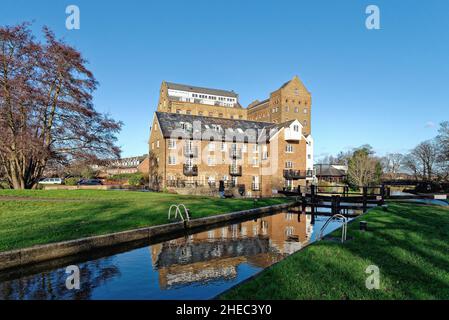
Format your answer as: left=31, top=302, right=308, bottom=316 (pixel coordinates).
left=148, top=76, right=314, bottom=197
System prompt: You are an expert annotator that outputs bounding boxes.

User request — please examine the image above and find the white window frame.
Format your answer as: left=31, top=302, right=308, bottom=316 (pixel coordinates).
left=168, top=139, right=176, bottom=150
left=168, top=155, right=177, bottom=165
left=253, top=144, right=259, bottom=153
left=207, top=156, right=216, bottom=166
left=252, top=157, right=259, bottom=167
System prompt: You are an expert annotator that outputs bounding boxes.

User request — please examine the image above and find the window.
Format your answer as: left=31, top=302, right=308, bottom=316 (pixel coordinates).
left=168, top=139, right=176, bottom=149
left=219, top=113, right=223, bottom=118
left=209, top=112, right=213, bottom=116
left=286, top=144, right=293, bottom=153
left=285, top=226, right=294, bottom=236
left=208, top=142, right=215, bottom=151
left=285, top=161, right=293, bottom=169
left=253, top=144, right=259, bottom=153
left=207, top=156, right=216, bottom=166
left=186, top=110, right=191, bottom=115
left=252, top=157, right=259, bottom=167
left=252, top=176, right=260, bottom=190
left=198, top=111, right=203, bottom=116
left=294, top=107, right=299, bottom=113
left=156, top=140, right=160, bottom=148
left=181, top=122, right=192, bottom=131
left=303, top=108, right=308, bottom=114
left=168, top=155, right=176, bottom=165
left=151, top=142, right=154, bottom=150
left=262, top=145, right=268, bottom=159
left=176, top=109, right=181, bottom=114
left=285, top=106, right=289, bottom=112
left=221, top=142, right=227, bottom=152
left=308, top=154, right=312, bottom=159
left=303, top=120, right=308, bottom=127
left=293, top=125, right=300, bottom=132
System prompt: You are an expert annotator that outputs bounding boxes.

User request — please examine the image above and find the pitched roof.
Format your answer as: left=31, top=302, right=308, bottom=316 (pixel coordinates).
left=314, top=164, right=347, bottom=177
left=165, top=82, right=238, bottom=98
left=247, top=99, right=269, bottom=110
left=155, top=112, right=289, bottom=142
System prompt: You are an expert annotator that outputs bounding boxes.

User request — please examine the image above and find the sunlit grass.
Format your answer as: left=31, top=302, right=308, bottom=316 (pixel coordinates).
left=0, top=190, right=289, bottom=252
left=221, top=202, right=449, bottom=300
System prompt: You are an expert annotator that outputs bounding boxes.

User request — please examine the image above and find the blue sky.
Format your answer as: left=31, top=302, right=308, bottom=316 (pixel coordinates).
left=1, top=0, right=448, bottom=160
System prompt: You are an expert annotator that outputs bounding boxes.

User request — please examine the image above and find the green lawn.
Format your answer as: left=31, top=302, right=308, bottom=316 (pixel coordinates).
left=221, top=202, right=449, bottom=300
left=0, top=190, right=289, bottom=252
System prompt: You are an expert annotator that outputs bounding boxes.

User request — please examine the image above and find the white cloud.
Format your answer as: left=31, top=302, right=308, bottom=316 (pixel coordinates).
left=425, top=121, right=436, bottom=128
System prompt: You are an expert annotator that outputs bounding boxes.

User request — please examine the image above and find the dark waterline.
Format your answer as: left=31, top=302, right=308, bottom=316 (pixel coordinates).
left=0, top=209, right=350, bottom=300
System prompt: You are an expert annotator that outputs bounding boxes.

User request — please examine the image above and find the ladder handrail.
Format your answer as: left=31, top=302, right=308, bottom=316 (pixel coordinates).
left=177, top=204, right=190, bottom=221
left=318, top=214, right=347, bottom=243
left=168, top=204, right=190, bottom=222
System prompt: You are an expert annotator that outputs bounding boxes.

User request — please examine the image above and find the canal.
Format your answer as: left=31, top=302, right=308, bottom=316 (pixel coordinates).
left=0, top=208, right=352, bottom=300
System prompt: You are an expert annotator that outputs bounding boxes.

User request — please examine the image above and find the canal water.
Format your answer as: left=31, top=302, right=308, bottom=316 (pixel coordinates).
left=0, top=209, right=348, bottom=300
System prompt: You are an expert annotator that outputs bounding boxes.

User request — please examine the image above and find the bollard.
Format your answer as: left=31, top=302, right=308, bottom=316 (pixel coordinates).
left=362, top=186, right=368, bottom=213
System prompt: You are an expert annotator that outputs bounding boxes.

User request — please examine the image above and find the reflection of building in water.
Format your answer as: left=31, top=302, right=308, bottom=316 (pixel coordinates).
left=151, top=210, right=312, bottom=289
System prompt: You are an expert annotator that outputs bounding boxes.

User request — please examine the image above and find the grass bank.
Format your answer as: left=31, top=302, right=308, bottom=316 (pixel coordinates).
left=220, top=202, right=449, bottom=299
left=0, top=190, right=289, bottom=252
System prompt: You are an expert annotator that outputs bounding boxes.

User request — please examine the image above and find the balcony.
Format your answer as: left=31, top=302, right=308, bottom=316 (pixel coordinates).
left=229, top=165, right=242, bottom=176
left=229, top=148, right=242, bottom=159
left=183, top=164, right=198, bottom=176
left=306, top=169, right=314, bottom=178
left=283, top=169, right=306, bottom=180
left=183, top=147, right=199, bottom=158
left=284, top=127, right=301, bottom=142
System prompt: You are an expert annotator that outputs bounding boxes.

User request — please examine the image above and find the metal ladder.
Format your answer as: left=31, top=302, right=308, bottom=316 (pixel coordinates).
left=317, top=214, right=348, bottom=243
left=168, top=204, right=190, bottom=222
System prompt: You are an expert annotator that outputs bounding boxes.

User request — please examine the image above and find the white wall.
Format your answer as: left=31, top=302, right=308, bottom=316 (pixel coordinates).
left=167, top=89, right=237, bottom=107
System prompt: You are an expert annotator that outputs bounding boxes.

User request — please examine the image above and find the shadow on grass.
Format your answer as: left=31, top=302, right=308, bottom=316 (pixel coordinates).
left=221, top=203, right=449, bottom=300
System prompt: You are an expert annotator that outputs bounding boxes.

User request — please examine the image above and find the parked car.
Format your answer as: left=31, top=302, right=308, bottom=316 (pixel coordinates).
left=39, top=178, right=64, bottom=185
left=77, top=179, right=103, bottom=186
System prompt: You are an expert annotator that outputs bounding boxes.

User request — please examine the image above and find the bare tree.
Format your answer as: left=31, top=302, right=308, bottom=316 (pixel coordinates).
left=437, top=121, right=449, bottom=161
left=382, top=153, right=404, bottom=179
left=0, top=24, right=122, bottom=189
left=402, top=141, right=438, bottom=181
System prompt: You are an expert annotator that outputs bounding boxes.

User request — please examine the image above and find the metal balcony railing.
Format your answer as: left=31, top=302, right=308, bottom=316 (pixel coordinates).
left=283, top=169, right=306, bottom=180
left=229, top=165, right=242, bottom=176
left=183, top=164, right=198, bottom=176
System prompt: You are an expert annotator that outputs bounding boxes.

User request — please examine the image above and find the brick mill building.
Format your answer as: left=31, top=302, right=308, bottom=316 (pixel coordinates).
left=148, top=76, right=315, bottom=197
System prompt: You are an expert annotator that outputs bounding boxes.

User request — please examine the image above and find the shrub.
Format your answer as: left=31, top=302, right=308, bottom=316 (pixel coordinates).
left=128, top=173, right=144, bottom=187
left=64, top=178, right=79, bottom=186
